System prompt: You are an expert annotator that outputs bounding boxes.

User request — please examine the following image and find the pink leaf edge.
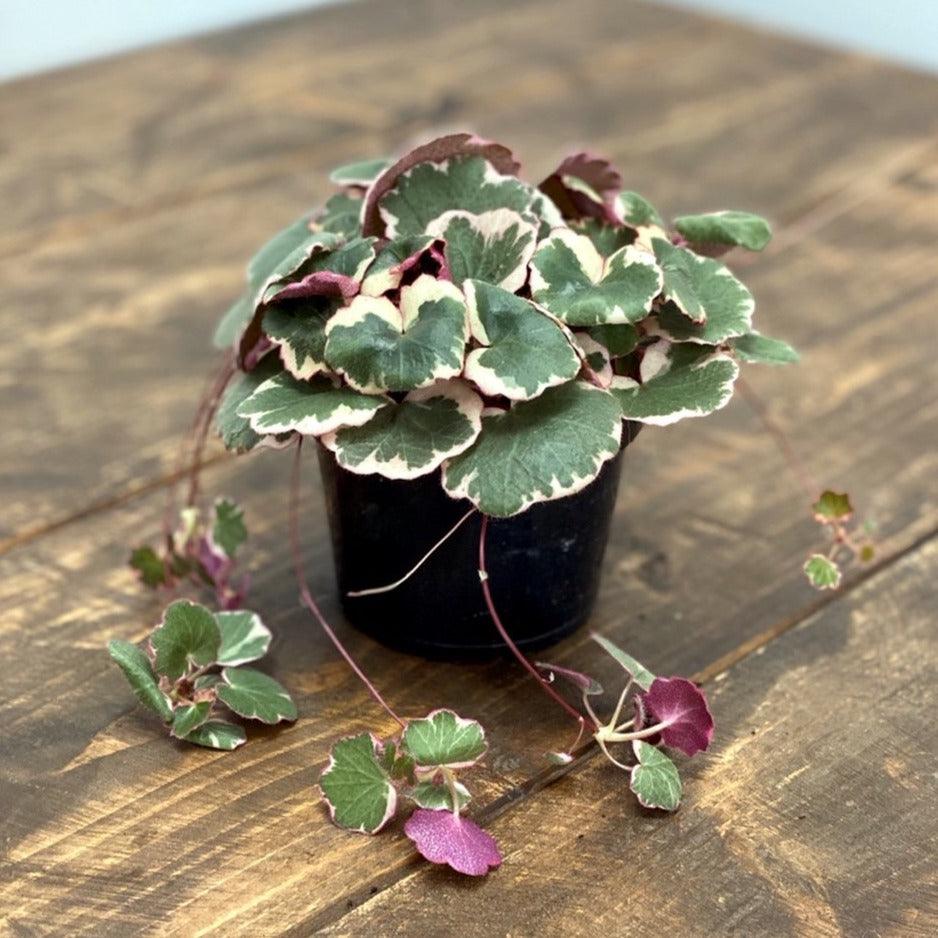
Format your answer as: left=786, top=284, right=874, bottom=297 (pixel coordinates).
left=404, top=809, right=502, bottom=877
left=641, top=677, right=714, bottom=757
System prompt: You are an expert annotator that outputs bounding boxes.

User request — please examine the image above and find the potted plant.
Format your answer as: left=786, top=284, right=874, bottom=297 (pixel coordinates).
left=110, top=133, right=873, bottom=876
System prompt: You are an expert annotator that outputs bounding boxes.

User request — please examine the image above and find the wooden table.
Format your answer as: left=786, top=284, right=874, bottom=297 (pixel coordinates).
left=2, top=0, right=937, bottom=933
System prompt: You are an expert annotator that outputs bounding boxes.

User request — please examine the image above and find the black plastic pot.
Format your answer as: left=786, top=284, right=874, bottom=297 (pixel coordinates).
left=317, top=424, right=640, bottom=659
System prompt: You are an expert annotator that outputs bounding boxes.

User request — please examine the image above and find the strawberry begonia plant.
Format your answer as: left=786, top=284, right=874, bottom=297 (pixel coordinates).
left=110, top=134, right=872, bottom=877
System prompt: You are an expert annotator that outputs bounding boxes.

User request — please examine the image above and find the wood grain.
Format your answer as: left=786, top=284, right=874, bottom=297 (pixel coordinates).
left=1, top=0, right=937, bottom=934
left=326, top=537, right=938, bottom=937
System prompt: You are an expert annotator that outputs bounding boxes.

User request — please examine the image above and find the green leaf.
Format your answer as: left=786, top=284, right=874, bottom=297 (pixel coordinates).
left=591, top=634, right=655, bottom=690
left=262, top=299, right=334, bottom=380
left=329, top=157, right=392, bottom=187
left=322, top=379, right=482, bottom=480
left=427, top=209, right=537, bottom=292
left=630, top=741, right=682, bottom=810
left=530, top=229, right=662, bottom=326
left=674, top=210, right=772, bottom=252
left=216, top=667, right=297, bottom=724
left=377, top=154, right=534, bottom=237
left=316, top=192, right=363, bottom=238
left=237, top=372, right=388, bottom=436
left=361, top=235, right=435, bottom=297
left=215, top=610, right=272, bottom=666
left=211, top=498, right=246, bottom=559
left=610, top=340, right=739, bottom=426
left=443, top=381, right=623, bottom=517
left=803, top=554, right=842, bottom=590
left=402, top=709, right=487, bottom=770
left=151, top=600, right=221, bottom=682
left=409, top=779, right=471, bottom=811
left=572, top=218, right=637, bottom=258
left=215, top=355, right=284, bottom=452
left=812, top=490, right=853, bottom=522
left=653, top=238, right=754, bottom=342
left=171, top=701, right=212, bottom=738
left=107, top=640, right=174, bottom=721
left=214, top=293, right=254, bottom=351
left=730, top=332, right=799, bottom=365
left=183, top=720, right=247, bottom=750
left=129, top=545, right=169, bottom=589
left=324, top=275, right=468, bottom=393
left=618, top=191, right=662, bottom=226
left=587, top=323, right=639, bottom=358
left=463, top=280, right=580, bottom=400
left=320, top=733, right=397, bottom=833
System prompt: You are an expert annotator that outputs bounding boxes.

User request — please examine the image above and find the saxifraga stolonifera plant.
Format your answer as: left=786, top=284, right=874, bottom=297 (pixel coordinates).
left=110, top=134, right=872, bottom=876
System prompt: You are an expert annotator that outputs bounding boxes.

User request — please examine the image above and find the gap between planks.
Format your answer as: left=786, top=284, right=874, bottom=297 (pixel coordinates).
left=294, top=521, right=938, bottom=935
left=1, top=135, right=934, bottom=560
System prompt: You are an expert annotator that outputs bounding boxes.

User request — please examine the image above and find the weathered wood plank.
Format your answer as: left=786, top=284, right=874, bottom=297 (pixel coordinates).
left=3, top=0, right=938, bottom=543
left=322, top=536, right=938, bottom=937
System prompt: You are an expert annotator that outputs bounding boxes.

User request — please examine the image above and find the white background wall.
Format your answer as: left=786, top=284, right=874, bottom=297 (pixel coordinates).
left=1, top=0, right=936, bottom=82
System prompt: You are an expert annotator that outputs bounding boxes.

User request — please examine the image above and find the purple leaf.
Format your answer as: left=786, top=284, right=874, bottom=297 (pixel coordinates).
left=539, top=151, right=624, bottom=224
left=268, top=270, right=360, bottom=303
left=641, top=677, right=714, bottom=757
left=404, top=809, right=502, bottom=877
left=535, top=661, right=603, bottom=695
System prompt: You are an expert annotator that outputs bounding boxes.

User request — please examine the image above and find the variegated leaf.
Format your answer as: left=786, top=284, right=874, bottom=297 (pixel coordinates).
left=215, top=610, right=272, bottom=666
left=574, top=332, right=613, bottom=387
left=630, top=741, right=682, bottom=811
left=171, top=702, right=213, bottom=739
left=215, top=355, right=284, bottom=452
left=426, top=208, right=537, bottom=292
left=617, top=191, right=663, bottom=227
left=315, top=192, right=363, bottom=239
left=236, top=372, right=388, bottom=436
left=324, top=274, right=468, bottom=393
left=409, top=780, right=471, bottom=811
left=360, top=235, right=436, bottom=297
left=211, top=498, right=246, bottom=559
left=538, top=151, right=623, bottom=224
left=376, top=155, right=534, bottom=238
left=610, top=340, right=739, bottom=426
left=653, top=238, right=754, bottom=341
left=107, top=640, right=174, bottom=722
left=320, top=733, right=397, bottom=834
left=442, top=382, right=622, bottom=517
left=262, top=237, right=376, bottom=305
left=530, top=229, right=662, bottom=326
left=216, top=667, right=297, bottom=724
left=184, top=720, right=246, bottom=751
left=321, top=379, right=483, bottom=480
left=329, top=157, right=392, bottom=188
left=674, top=210, right=771, bottom=252
left=573, top=218, right=637, bottom=258
left=262, top=298, right=335, bottom=380
left=463, top=280, right=580, bottom=400
left=587, top=322, right=639, bottom=358
left=730, top=332, right=799, bottom=365
left=804, top=554, right=842, bottom=590
left=150, top=600, right=221, bottom=682
left=403, top=709, right=487, bottom=770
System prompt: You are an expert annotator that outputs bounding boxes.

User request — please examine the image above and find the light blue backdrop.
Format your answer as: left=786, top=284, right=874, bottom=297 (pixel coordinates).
left=1, top=0, right=936, bottom=81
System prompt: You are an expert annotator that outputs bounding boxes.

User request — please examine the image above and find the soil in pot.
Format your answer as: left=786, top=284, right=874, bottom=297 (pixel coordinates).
left=316, top=426, right=640, bottom=659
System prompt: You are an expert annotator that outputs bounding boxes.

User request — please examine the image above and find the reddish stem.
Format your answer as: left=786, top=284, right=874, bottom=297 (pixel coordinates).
left=289, top=439, right=405, bottom=728
left=478, top=515, right=595, bottom=730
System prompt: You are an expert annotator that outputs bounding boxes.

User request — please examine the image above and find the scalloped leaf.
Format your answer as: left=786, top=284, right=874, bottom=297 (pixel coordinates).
left=321, top=379, right=482, bottom=481
left=329, top=157, right=392, bottom=188
left=630, top=741, right=682, bottom=810
left=409, top=780, right=471, bottom=811
left=315, top=191, right=363, bottom=239
left=442, top=381, right=622, bottom=517
left=463, top=280, right=580, bottom=400
left=574, top=332, right=613, bottom=387
left=812, top=490, right=853, bottom=522
left=215, top=355, right=284, bottom=452
left=107, top=640, right=174, bottom=721
left=376, top=154, right=533, bottom=238
left=427, top=209, right=537, bottom=292
left=324, top=275, right=468, bottom=393
left=360, top=235, right=436, bottom=297
left=404, top=809, right=502, bottom=877
left=214, top=610, right=272, bottom=667
left=804, top=553, right=842, bottom=590
left=403, top=709, right=487, bottom=770
left=236, top=372, right=388, bottom=436
left=262, top=298, right=336, bottom=380
left=216, top=667, right=297, bottom=724
left=129, top=545, right=170, bottom=589
left=591, top=633, right=655, bottom=690
left=618, top=191, right=663, bottom=227
left=538, top=151, right=623, bottom=223
left=151, top=600, right=221, bottom=682
left=184, top=720, right=246, bottom=751
left=530, top=229, right=662, bottom=326
left=674, top=210, right=771, bottom=252
left=171, top=702, right=213, bottom=739
left=730, top=332, right=799, bottom=365
left=653, top=238, right=754, bottom=341
left=263, top=237, right=376, bottom=305
left=320, top=733, right=397, bottom=834
left=610, top=340, right=739, bottom=426
left=642, top=677, right=714, bottom=756
left=573, top=218, right=637, bottom=258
